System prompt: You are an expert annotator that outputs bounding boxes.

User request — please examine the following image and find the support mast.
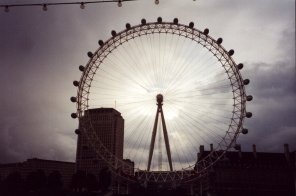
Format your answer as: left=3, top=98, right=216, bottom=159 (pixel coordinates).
left=147, top=94, right=173, bottom=171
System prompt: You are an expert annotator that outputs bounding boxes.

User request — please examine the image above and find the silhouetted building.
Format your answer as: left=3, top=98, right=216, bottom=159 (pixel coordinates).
left=195, top=144, right=295, bottom=196
left=0, top=158, right=75, bottom=188
left=122, top=159, right=135, bottom=175
left=76, top=108, right=124, bottom=176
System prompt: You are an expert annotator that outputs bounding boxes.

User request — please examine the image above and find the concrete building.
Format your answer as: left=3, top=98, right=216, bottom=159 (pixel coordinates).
left=76, top=108, right=124, bottom=176
left=0, top=158, right=75, bottom=188
left=195, top=144, right=295, bottom=196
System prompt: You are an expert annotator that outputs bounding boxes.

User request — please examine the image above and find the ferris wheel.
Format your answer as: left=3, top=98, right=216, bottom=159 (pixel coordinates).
left=71, top=17, right=252, bottom=184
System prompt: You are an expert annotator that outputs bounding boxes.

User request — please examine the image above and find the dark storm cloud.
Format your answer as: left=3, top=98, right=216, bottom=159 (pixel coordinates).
left=238, top=26, right=296, bottom=152
left=238, top=61, right=296, bottom=151
left=0, top=7, right=81, bottom=163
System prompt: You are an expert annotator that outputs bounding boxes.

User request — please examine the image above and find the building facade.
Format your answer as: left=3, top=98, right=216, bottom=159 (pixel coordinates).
left=76, top=108, right=124, bottom=176
left=0, top=158, right=75, bottom=188
left=195, top=144, right=295, bottom=196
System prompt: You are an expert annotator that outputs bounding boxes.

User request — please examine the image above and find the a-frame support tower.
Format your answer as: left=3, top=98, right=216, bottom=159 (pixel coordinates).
left=147, top=94, right=173, bottom=171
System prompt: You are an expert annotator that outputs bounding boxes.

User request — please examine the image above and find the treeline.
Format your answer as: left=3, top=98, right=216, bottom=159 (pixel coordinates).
left=0, top=170, right=63, bottom=196
left=0, top=168, right=112, bottom=196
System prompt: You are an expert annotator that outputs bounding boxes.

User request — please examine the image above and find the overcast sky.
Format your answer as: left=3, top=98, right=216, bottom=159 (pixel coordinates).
left=0, top=0, right=295, bottom=164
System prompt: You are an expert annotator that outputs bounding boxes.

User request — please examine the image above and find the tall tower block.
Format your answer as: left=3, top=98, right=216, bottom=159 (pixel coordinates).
left=76, top=108, right=124, bottom=175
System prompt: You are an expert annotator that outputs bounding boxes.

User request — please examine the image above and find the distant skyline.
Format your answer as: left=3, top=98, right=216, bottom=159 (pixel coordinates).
left=0, top=0, right=295, bottom=164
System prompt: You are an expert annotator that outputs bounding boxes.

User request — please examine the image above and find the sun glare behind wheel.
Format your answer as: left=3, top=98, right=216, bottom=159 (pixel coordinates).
left=89, top=32, right=234, bottom=171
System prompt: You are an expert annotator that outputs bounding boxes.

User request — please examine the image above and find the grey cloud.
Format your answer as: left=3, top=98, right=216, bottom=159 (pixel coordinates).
left=238, top=43, right=295, bottom=152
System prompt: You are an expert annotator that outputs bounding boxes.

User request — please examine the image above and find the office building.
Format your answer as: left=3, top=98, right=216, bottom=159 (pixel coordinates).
left=76, top=108, right=124, bottom=176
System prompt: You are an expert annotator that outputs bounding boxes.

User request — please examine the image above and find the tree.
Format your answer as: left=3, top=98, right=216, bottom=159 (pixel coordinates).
left=26, top=169, right=47, bottom=193
left=86, top=173, right=98, bottom=192
left=0, top=174, right=2, bottom=193
left=99, top=167, right=111, bottom=192
left=70, top=170, right=86, bottom=192
left=47, top=170, right=63, bottom=191
left=3, top=171, right=25, bottom=196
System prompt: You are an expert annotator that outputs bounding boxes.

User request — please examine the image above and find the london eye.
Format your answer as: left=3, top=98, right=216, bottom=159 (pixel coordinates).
left=71, top=17, right=252, bottom=184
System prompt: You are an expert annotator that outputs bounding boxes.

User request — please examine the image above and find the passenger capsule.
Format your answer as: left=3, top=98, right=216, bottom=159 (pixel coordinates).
left=70, top=97, right=77, bottom=103
left=87, top=52, right=93, bottom=58
left=141, top=18, right=146, bottom=25
left=80, top=2, right=85, bottom=9
left=217, top=38, right=223, bottom=45
left=79, top=65, right=85, bottom=72
left=242, top=128, right=248, bottom=134
left=42, top=4, right=47, bottom=11
left=173, top=18, right=178, bottom=24
left=157, top=17, right=162, bottom=23
left=203, top=28, right=209, bottom=35
left=246, top=112, right=252, bottom=118
left=71, top=113, right=78, bottom=119
left=75, top=129, right=80, bottom=135
left=4, top=6, right=9, bottom=12
left=243, top=79, right=250, bottom=85
left=189, top=22, right=194, bottom=28
left=117, top=0, right=122, bottom=7
left=126, top=23, right=131, bottom=29
left=73, top=80, right=79, bottom=87
left=246, top=95, right=253, bottom=101
left=98, top=40, right=104, bottom=47
left=228, top=49, right=234, bottom=56
left=237, top=63, right=243, bottom=70
left=111, top=30, right=117, bottom=37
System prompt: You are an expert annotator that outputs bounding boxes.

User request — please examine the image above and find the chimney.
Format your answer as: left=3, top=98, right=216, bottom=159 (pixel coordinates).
left=235, top=144, right=242, bottom=158
left=238, top=144, right=242, bottom=158
left=210, top=144, right=213, bottom=152
left=252, top=144, right=257, bottom=159
left=284, top=144, right=290, bottom=163
left=198, top=145, right=205, bottom=160
left=200, top=145, right=204, bottom=154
